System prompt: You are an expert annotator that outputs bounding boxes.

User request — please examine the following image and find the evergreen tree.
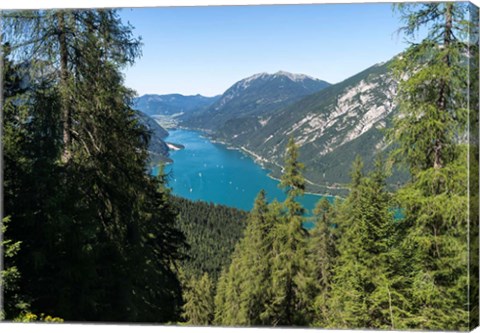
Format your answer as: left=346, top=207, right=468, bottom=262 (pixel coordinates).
left=182, top=273, right=215, bottom=325
left=2, top=9, right=185, bottom=322
left=2, top=10, right=141, bottom=163
left=213, top=268, right=228, bottom=325
left=327, top=157, right=403, bottom=329
left=172, top=196, right=248, bottom=281
left=307, top=198, right=338, bottom=326
left=390, top=3, right=471, bottom=174
left=235, top=191, right=275, bottom=325
left=390, top=3, right=474, bottom=329
left=265, top=137, right=311, bottom=326
left=1, top=217, right=27, bottom=320
left=213, top=192, right=280, bottom=326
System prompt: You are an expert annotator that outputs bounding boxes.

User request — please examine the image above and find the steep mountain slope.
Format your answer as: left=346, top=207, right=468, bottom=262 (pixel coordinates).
left=182, top=71, right=331, bottom=131
left=134, top=93, right=220, bottom=116
left=135, top=110, right=171, bottom=163
left=208, top=61, right=403, bottom=193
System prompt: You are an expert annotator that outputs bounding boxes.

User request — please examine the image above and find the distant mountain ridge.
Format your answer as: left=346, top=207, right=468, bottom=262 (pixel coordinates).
left=183, top=71, right=331, bottom=131
left=223, top=61, right=403, bottom=192
left=134, top=93, right=220, bottom=116
left=177, top=61, right=405, bottom=193
left=135, top=63, right=405, bottom=193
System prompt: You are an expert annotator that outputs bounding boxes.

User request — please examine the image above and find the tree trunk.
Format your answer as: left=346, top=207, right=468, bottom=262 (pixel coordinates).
left=57, top=11, right=72, bottom=163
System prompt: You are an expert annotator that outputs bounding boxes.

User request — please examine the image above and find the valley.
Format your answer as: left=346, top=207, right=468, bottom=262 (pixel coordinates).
left=135, top=63, right=406, bottom=196
left=153, top=129, right=330, bottom=223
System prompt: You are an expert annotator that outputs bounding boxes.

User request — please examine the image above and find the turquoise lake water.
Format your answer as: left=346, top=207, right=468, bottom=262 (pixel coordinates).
left=153, top=129, right=330, bottom=224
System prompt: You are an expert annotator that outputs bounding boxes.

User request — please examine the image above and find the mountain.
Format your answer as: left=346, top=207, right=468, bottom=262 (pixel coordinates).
left=134, top=93, right=220, bottom=116
left=182, top=71, right=331, bottom=132
left=135, top=110, right=172, bottom=164
left=204, top=61, right=405, bottom=193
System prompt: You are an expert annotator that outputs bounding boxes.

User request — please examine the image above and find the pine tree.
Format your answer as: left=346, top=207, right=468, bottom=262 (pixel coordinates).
left=213, top=268, right=228, bottom=325
left=213, top=191, right=279, bottom=326
left=2, top=9, right=185, bottom=322
left=389, top=3, right=474, bottom=329
left=2, top=10, right=141, bottom=163
left=327, top=156, right=402, bottom=329
left=265, top=137, right=312, bottom=326
left=390, top=3, right=471, bottom=174
left=308, top=197, right=338, bottom=326
left=1, top=217, right=26, bottom=319
left=235, top=190, right=275, bottom=325
left=182, top=273, right=215, bottom=325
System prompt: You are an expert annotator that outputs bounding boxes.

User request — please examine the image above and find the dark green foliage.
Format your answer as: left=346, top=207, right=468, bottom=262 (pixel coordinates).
left=214, top=139, right=313, bottom=327
left=2, top=9, right=185, bottom=323
left=390, top=3, right=470, bottom=174
left=307, top=198, right=338, bottom=326
left=394, top=153, right=469, bottom=330
left=172, top=196, right=248, bottom=281
left=1, top=217, right=28, bottom=319
left=265, top=138, right=312, bottom=326
left=387, top=3, right=474, bottom=330
left=327, top=157, right=404, bottom=329
left=213, top=192, right=281, bottom=326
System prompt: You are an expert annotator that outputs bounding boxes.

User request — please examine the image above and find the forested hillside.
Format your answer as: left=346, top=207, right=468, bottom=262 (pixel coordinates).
left=135, top=110, right=171, bottom=163
left=180, top=3, right=477, bottom=330
left=212, top=61, right=400, bottom=188
left=1, top=3, right=477, bottom=331
left=172, top=197, right=247, bottom=281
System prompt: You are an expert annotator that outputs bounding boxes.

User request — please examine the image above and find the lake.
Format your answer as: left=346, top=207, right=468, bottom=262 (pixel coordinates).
left=152, top=129, right=331, bottom=225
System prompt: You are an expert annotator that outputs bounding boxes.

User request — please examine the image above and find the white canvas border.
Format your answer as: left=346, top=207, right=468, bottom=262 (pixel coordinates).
left=0, top=1, right=478, bottom=333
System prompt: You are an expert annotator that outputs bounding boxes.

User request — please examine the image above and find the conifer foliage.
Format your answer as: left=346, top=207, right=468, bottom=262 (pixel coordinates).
left=2, top=9, right=185, bottom=322
left=388, top=3, right=475, bottom=330
left=327, top=157, right=402, bottom=329
left=1, top=3, right=476, bottom=330
left=212, top=138, right=313, bottom=327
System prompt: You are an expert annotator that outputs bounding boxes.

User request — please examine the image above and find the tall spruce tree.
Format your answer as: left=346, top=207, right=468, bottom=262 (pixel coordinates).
left=327, top=157, right=403, bottom=329
left=213, top=192, right=280, bottom=326
left=307, top=197, right=338, bottom=326
left=390, top=3, right=474, bottom=330
left=182, top=273, right=215, bottom=325
left=265, top=137, right=312, bottom=326
left=235, top=191, right=276, bottom=325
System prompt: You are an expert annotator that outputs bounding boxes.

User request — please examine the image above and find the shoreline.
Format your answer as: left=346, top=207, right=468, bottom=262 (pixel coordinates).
left=170, top=127, right=344, bottom=199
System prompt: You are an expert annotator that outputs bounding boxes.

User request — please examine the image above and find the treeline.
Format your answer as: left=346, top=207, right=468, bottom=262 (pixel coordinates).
left=1, top=3, right=477, bottom=330
left=180, top=3, right=477, bottom=330
left=172, top=196, right=248, bottom=280
left=2, top=10, right=185, bottom=322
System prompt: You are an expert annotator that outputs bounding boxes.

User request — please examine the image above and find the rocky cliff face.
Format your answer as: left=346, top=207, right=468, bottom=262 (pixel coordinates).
left=206, top=61, right=404, bottom=192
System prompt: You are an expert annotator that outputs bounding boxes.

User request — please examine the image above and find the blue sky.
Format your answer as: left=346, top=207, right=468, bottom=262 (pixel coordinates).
left=120, top=3, right=410, bottom=97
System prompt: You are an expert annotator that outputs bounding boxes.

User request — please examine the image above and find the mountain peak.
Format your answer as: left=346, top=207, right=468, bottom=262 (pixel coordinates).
left=237, top=71, right=323, bottom=90
left=273, top=70, right=316, bottom=82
